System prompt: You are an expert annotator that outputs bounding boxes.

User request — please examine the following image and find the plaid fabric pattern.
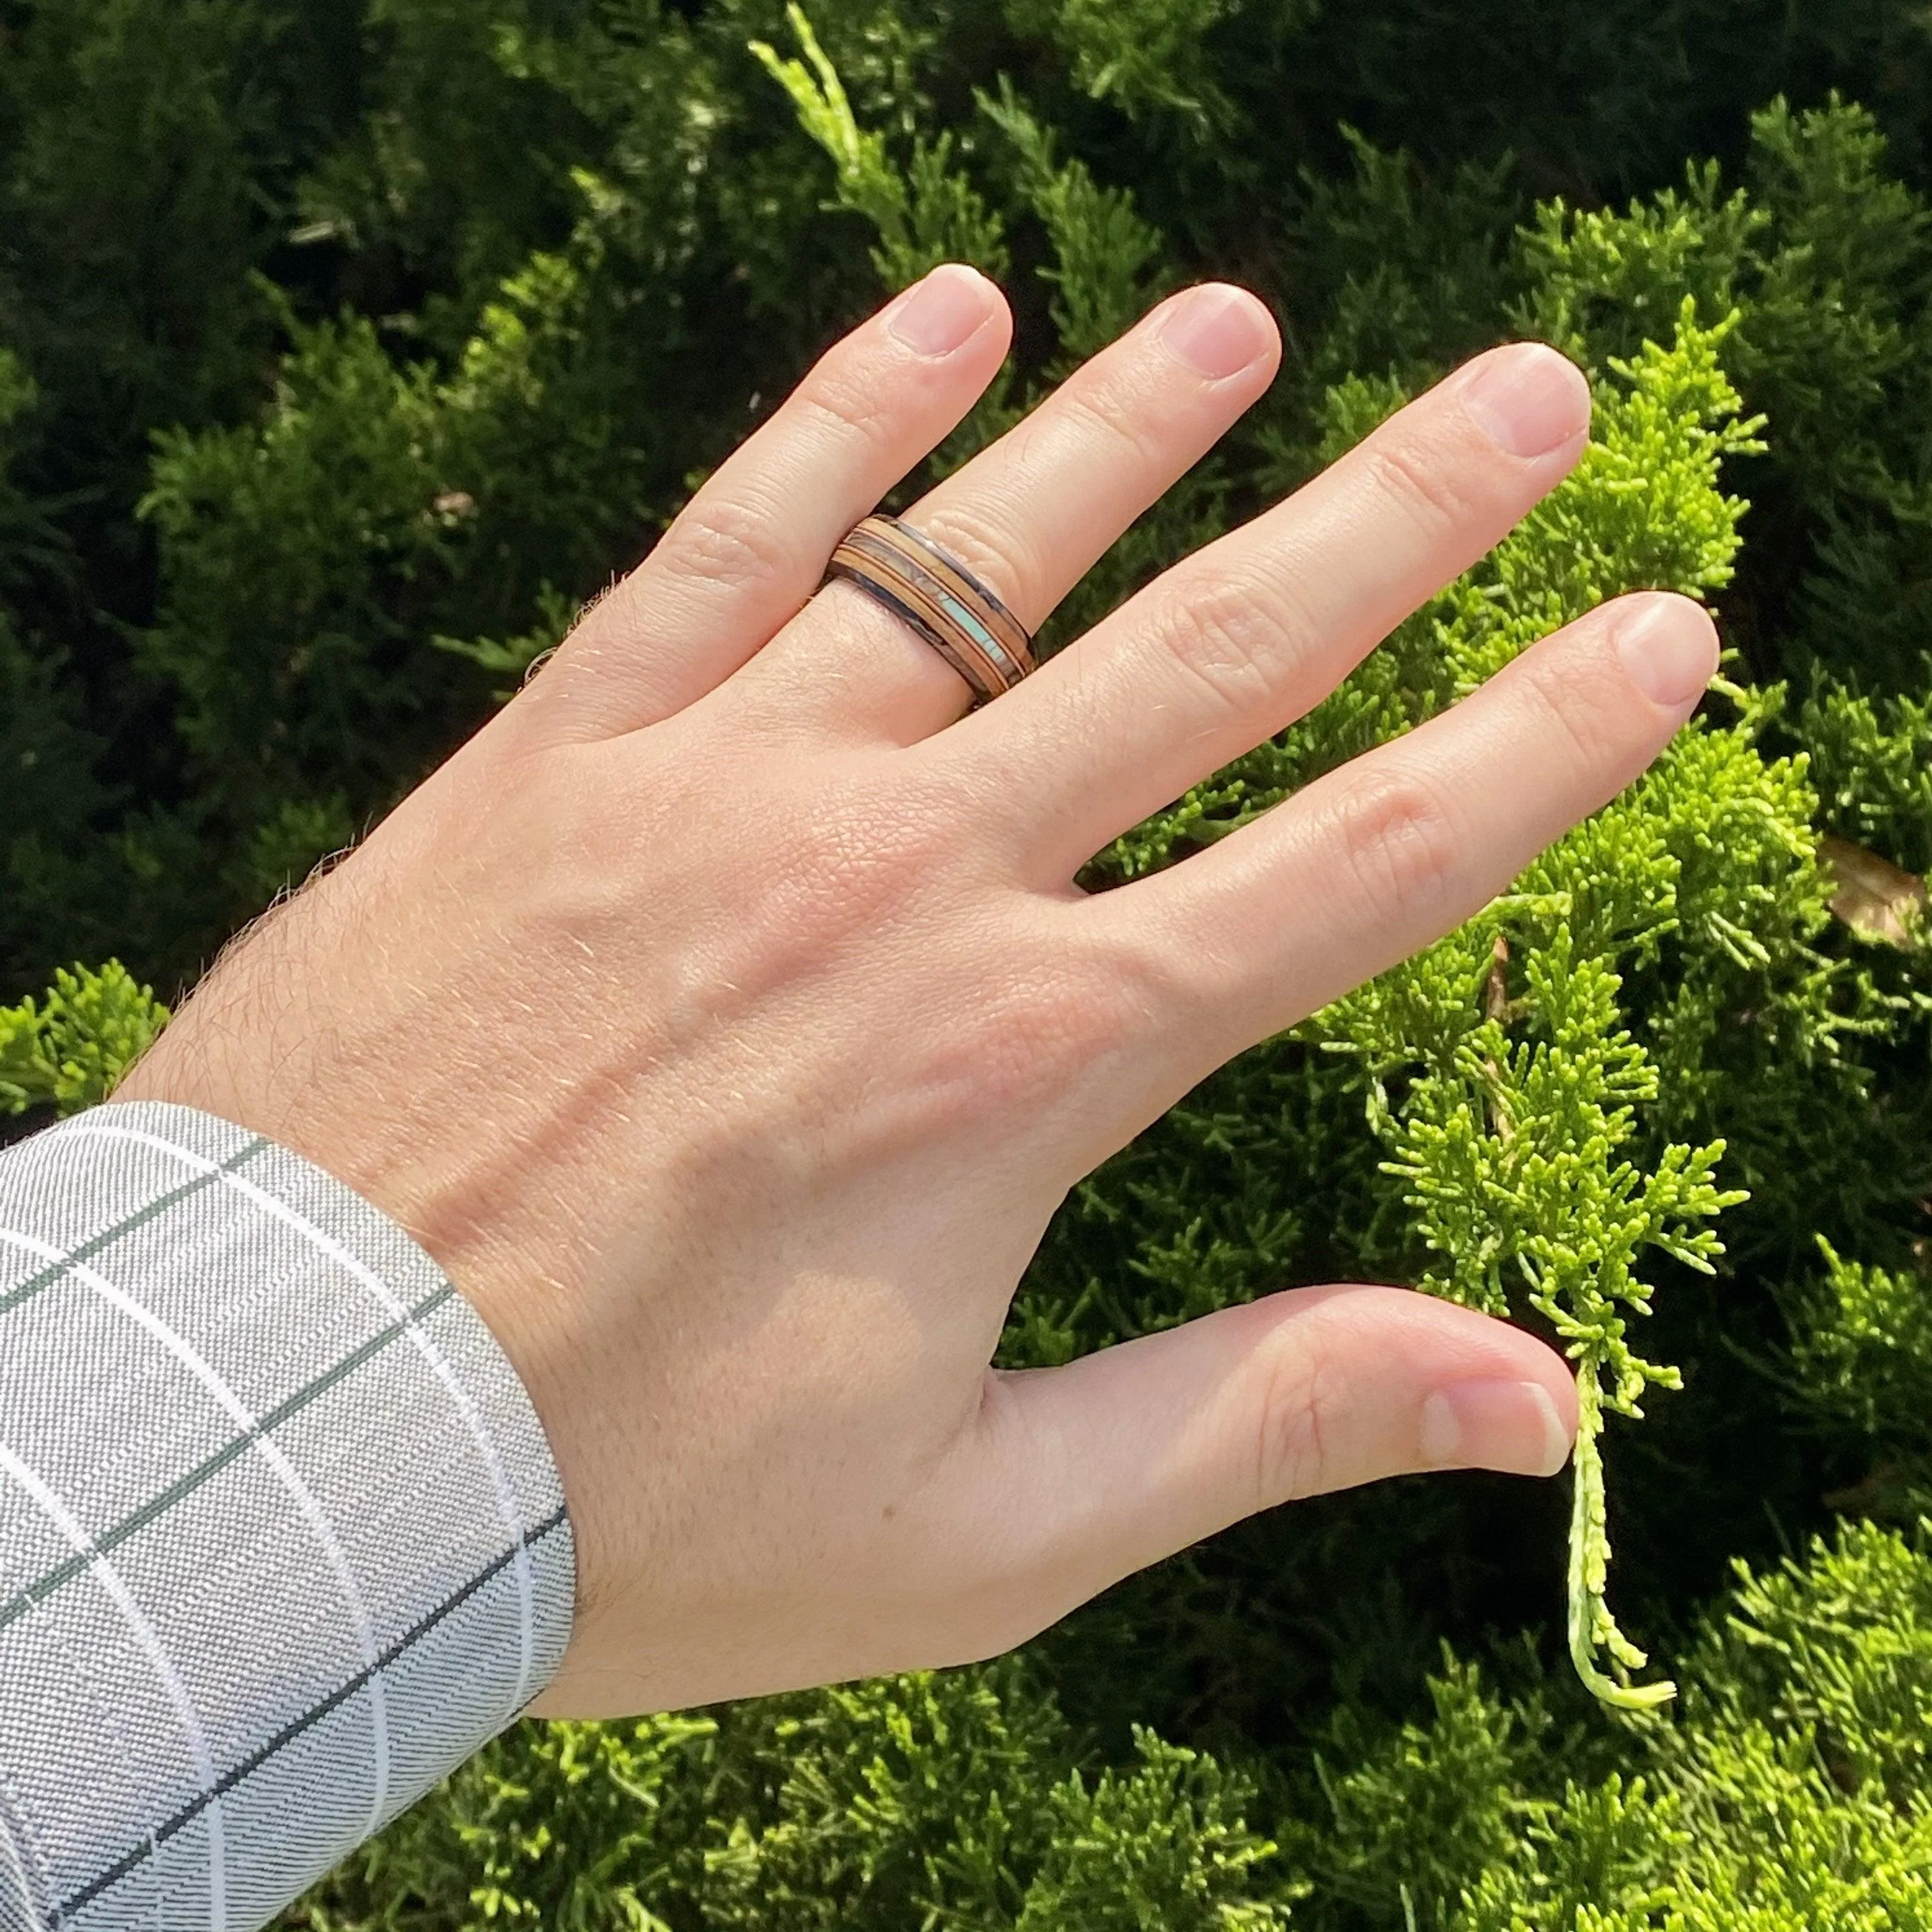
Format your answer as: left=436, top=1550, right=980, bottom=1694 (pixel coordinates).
left=0, top=1101, right=576, bottom=1931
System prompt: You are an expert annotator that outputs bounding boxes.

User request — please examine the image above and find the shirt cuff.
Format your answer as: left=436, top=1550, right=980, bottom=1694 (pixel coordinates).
left=0, top=1099, right=576, bottom=1931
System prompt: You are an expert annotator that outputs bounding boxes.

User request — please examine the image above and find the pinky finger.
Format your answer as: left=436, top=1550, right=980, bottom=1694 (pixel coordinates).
left=515, top=264, right=1012, bottom=744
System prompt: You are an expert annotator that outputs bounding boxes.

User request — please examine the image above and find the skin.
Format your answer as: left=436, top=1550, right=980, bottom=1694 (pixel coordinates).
left=118, top=266, right=1720, bottom=1719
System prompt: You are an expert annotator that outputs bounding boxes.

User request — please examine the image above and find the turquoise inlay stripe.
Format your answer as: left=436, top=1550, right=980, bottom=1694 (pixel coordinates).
left=937, top=592, right=1012, bottom=668
left=837, top=521, right=1027, bottom=684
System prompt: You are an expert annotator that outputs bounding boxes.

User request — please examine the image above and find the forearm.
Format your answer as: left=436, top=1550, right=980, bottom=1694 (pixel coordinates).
left=0, top=1102, right=573, bottom=1931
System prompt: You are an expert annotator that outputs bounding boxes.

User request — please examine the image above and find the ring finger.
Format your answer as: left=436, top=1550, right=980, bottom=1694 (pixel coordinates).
left=723, top=281, right=1282, bottom=742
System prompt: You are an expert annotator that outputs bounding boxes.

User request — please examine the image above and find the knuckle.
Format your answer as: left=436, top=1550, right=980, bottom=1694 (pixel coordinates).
left=914, top=499, right=1038, bottom=613
left=792, top=366, right=901, bottom=460
left=1050, top=374, right=1170, bottom=476
left=1329, top=770, right=1463, bottom=915
left=1149, top=571, right=1295, bottom=720
left=1513, top=648, right=1620, bottom=772
left=1363, top=436, right=1482, bottom=544
left=656, top=488, right=793, bottom=597
left=1253, top=1338, right=1349, bottom=1505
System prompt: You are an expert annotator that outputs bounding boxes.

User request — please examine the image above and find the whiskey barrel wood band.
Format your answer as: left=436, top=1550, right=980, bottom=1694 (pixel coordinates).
left=827, top=514, right=1037, bottom=706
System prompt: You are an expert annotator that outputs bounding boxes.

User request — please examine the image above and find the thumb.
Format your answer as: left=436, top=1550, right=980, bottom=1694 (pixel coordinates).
left=958, top=1285, right=1576, bottom=1637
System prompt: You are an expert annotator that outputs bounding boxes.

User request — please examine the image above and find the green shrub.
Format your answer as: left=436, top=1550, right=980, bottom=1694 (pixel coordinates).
left=6, top=0, right=1932, bottom=1923
left=0, top=962, right=169, bottom=1117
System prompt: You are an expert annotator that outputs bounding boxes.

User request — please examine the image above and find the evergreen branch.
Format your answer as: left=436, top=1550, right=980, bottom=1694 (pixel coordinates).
left=0, top=963, right=169, bottom=1117
left=749, top=7, right=1006, bottom=290
left=1296, top=314, right=1766, bottom=1709
left=1565, top=1365, right=1676, bottom=1712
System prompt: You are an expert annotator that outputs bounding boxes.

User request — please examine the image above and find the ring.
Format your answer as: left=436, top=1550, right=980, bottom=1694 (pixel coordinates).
left=827, top=515, right=1037, bottom=706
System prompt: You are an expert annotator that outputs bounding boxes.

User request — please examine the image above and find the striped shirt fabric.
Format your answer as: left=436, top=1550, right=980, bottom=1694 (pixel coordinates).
left=0, top=1101, right=576, bottom=1931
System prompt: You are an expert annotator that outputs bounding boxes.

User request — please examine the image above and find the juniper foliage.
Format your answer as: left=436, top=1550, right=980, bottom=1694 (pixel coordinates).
left=0, top=962, right=169, bottom=1119
left=4, top=0, right=1932, bottom=1923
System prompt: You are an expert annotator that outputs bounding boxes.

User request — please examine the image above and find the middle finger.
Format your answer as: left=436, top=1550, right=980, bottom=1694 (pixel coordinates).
left=928, top=342, right=1593, bottom=884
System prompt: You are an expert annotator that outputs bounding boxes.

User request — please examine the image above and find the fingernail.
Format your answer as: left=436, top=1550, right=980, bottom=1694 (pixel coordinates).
left=1421, top=1379, right=1572, bottom=1478
left=1614, top=594, right=1721, bottom=707
left=1158, top=284, right=1274, bottom=380
left=887, top=264, right=997, bottom=357
left=1458, top=343, right=1590, bottom=458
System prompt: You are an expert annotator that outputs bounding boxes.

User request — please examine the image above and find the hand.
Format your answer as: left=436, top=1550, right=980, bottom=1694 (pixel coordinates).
left=117, top=264, right=1717, bottom=1717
